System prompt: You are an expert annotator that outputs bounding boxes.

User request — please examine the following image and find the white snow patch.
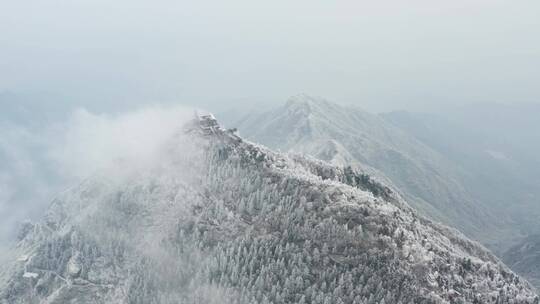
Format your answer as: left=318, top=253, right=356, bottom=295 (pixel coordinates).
left=22, top=272, right=38, bottom=279
left=17, top=254, right=29, bottom=262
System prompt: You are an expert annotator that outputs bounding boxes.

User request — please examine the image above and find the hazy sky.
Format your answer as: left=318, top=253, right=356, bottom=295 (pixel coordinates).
left=1, top=0, right=539, bottom=112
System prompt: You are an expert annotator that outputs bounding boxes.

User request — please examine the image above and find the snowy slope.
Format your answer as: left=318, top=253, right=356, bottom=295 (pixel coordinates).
left=504, top=235, right=540, bottom=291
left=0, top=117, right=537, bottom=303
left=382, top=107, right=540, bottom=242
left=231, top=95, right=512, bottom=249
left=382, top=107, right=540, bottom=290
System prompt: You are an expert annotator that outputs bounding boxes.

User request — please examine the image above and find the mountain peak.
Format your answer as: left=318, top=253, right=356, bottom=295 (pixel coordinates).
left=284, top=94, right=333, bottom=114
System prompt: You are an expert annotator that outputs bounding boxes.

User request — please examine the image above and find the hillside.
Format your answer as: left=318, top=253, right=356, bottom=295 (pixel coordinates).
left=382, top=105, right=540, bottom=242
left=383, top=105, right=540, bottom=289
left=231, top=95, right=514, bottom=249
left=0, top=116, right=536, bottom=303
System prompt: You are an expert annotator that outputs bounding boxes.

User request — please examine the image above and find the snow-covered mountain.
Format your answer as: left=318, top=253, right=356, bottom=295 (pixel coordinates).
left=231, top=95, right=513, bottom=249
left=382, top=105, right=540, bottom=290
left=1, top=116, right=537, bottom=303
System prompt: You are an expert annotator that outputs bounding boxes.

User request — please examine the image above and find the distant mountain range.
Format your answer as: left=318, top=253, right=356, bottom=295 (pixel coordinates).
left=383, top=103, right=540, bottom=240
left=382, top=103, right=540, bottom=290
left=227, top=95, right=540, bottom=290
left=1, top=116, right=536, bottom=303
left=231, top=96, right=507, bottom=246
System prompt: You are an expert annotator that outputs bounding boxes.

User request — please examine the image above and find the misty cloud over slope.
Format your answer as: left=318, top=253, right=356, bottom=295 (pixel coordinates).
left=0, top=104, right=194, bottom=250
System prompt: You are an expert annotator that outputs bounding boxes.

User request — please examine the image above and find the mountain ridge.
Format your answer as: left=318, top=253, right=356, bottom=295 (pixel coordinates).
left=232, top=96, right=509, bottom=248
left=0, top=116, right=537, bottom=303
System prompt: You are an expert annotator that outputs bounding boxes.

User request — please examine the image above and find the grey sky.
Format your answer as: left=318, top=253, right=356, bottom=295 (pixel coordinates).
left=1, top=0, right=539, bottom=112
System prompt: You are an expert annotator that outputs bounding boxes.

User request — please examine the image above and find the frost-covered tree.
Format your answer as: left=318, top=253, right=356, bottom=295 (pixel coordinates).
left=0, top=119, right=537, bottom=303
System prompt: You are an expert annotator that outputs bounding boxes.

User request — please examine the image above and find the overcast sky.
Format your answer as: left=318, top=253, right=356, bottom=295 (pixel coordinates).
left=1, top=0, right=539, bottom=113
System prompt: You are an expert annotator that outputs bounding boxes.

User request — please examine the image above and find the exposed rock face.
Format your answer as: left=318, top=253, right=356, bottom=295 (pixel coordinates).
left=0, top=117, right=537, bottom=303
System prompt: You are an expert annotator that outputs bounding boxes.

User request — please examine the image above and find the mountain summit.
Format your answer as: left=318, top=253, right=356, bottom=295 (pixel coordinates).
left=0, top=115, right=537, bottom=303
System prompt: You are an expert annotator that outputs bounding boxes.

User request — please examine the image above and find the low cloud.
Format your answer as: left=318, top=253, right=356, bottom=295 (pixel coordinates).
left=48, top=105, right=193, bottom=180
left=0, top=104, right=195, bottom=249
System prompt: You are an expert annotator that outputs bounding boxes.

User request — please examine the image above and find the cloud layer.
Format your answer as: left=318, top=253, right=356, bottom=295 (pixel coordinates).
left=1, top=0, right=539, bottom=112
left=0, top=104, right=194, bottom=250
